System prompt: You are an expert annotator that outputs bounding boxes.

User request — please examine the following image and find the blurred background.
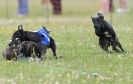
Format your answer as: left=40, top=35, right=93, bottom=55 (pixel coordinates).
left=0, top=0, right=131, bottom=19
left=0, top=0, right=97, bottom=19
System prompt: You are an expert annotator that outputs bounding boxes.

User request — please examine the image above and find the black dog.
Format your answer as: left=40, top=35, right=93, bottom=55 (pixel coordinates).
left=9, top=25, right=57, bottom=59
left=91, top=13, right=125, bottom=52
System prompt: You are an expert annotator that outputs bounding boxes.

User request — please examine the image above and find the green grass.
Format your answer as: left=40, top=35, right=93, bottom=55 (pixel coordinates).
left=0, top=0, right=133, bottom=84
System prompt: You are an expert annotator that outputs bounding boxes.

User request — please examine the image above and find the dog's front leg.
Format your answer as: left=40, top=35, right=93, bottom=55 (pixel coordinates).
left=111, top=41, right=121, bottom=52
left=99, top=37, right=110, bottom=52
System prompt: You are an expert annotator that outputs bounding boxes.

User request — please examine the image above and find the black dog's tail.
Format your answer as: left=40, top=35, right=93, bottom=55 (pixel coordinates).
left=49, top=37, right=57, bottom=59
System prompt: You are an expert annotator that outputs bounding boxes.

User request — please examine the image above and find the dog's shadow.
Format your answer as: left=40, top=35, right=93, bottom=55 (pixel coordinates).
left=43, top=55, right=64, bottom=61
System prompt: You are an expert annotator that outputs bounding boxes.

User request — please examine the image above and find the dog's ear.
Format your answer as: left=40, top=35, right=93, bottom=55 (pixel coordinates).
left=97, top=13, right=104, bottom=20
left=91, top=17, right=94, bottom=20
left=91, top=17, right=95, bottom=22
left=18, top=25, right=24, bottom=36
left=18, top=25, right=23, bottom=31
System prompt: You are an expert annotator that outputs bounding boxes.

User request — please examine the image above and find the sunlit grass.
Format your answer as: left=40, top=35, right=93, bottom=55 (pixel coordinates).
left=0, top=0, right=133, bottom=84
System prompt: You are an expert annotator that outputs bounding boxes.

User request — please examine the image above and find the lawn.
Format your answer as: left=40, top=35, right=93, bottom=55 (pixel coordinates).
left=0, top=0, right=133, bottom=84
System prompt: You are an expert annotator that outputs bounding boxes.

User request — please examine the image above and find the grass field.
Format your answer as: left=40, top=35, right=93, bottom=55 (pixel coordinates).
left=0, top=0, right=133, bottom=84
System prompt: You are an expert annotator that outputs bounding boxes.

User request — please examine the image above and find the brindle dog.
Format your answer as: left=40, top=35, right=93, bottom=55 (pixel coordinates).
left=3, top=38, right=21, bottom=60
left=3, top=38, right=42, bottom=61
left=17, top=41, right=42, bottom=60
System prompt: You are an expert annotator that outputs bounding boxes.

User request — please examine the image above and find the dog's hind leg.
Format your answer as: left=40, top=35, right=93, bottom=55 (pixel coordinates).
left=111, top=37, right=122, bottom=52
left=112, top=47, right=121, bottom=52
left=117, top=41, right=125, bottom=52
left=112, top=38, right=125, bottom=52
left=111, top=42, right=120, bottom=52
left=111, top=41, right=121, bottom=52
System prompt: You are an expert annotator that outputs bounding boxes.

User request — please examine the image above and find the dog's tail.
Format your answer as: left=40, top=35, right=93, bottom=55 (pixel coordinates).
left=49, top=37, right=57, bottom=59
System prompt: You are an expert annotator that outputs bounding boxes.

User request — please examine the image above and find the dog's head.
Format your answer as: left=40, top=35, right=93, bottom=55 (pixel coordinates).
left=9, top=25, right=24, bottom=46
left=91, top=13, right=104, bottom=29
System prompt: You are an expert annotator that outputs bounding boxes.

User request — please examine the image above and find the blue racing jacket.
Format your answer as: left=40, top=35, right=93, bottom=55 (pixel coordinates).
left=36, top=27, right=50, bottom=46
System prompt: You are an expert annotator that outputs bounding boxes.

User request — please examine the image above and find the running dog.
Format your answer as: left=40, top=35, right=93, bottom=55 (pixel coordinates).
left=91, top=13, right=125, bottom=52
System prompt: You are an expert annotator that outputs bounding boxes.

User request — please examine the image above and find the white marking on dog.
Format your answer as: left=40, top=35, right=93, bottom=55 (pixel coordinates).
left=104, top=32, right=111, bottom=37
left=15, top=38, right=19, bottom=40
